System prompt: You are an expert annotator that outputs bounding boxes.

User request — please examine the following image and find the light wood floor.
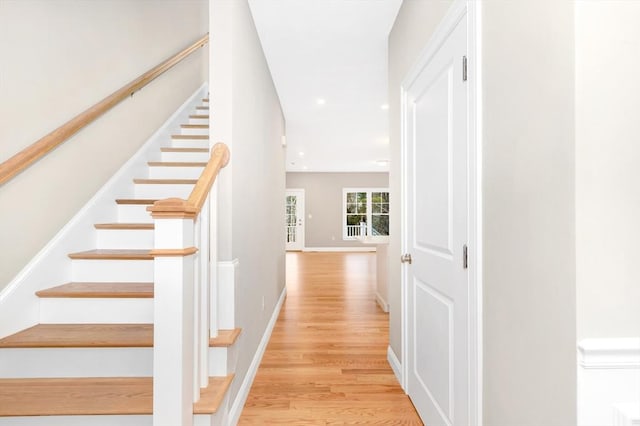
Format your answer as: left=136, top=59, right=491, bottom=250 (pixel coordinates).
left=239, top=252, right=423, bottom=425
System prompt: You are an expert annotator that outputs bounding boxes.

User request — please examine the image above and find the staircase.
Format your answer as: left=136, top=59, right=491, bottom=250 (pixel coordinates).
left=0, top=96, right=240, bottom=425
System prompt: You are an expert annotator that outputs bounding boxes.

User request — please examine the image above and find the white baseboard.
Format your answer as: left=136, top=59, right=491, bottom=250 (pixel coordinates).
left=375, top=292, right=389, bottom=312
left=387, top=345, right=402, bottom=389
left=302, top=246, right=376, bottom=253
left=228, top=286, right=287, bottom=425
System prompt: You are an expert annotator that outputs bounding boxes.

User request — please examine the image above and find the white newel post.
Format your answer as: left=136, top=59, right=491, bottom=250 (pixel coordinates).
left=149, top=143, right=230, bottom=426
left=152, top=215, right=197, bottom=426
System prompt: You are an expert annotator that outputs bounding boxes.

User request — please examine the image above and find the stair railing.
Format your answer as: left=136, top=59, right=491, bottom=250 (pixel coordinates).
left=149, top=142, right=230, bottom=426
left=0, top=33, right=209, bottom=186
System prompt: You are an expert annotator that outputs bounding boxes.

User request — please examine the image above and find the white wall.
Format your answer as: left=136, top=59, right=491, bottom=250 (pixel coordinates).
left=387, top=0, right=454, bottom=362
left=482, top=1, right=576, bottom=424
left=210, top=0, right=286, bottom=411
left=286, top=172, right=389, bottom=248
left=0, top=0, right=208, bottom=290
left=575, top=1, right=640, bottom=340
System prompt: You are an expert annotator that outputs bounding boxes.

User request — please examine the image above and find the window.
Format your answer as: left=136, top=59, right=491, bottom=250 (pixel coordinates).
left=343, top=188, right=389, bottom=239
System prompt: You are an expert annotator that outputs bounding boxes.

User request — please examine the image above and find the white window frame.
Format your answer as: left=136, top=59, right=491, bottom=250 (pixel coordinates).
left=342, top=187, right=389, bottom=240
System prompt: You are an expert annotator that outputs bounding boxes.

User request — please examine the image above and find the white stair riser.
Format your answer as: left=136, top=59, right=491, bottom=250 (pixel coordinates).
left=0, top=347, right=151, bottom=378
left=161, top=151, right=210, bottom=162
left=0, top=415, right=214, bottom=426
left=148, top=166, right=205, bottom=180
left=194, top=108, right=210, bottom=115
left=0, top=345, right=231, bottom=379
left=72, top=259, right=153, bottom=282
left=40, top=298, right=153, bottom=324
left=170, top=139, right=210, bottom=149
left=209, top=348, right=228, bottom=377
left=97, top=229, right=154, bottom=249
left=134, top=183, right=194, bottom=199
left=117, top=205, right=153, bottom=223
left=208, top=344, right=238, bottom=377
left=181, top=127, right=209, bottom=136
left=189, top=117, right=209, bottom=125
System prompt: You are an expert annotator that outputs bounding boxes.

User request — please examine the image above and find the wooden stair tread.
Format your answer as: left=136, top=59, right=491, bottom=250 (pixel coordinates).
left=194, top=374, right=234, bottom=414
left=68, top=249, right=152, bottom=260
left=133, top=178, right=197, bottom=184
left=171, top=134, right=209, bottom=140
left=0, top=323, right=239, bottom=348
left=160, top=147, right=209, bottom=153
left=181, top=124, right=209, bottom=129
left=0, top=324, right=153, bottom=348
left=148, top=161, right=207, bottom=167
left=115, top=198, right=158, bottom=205
left=0, top=375, right=233, bottom=416
left=36, top=282, right=154, bottom=298
left=202, top=98, right=209, bottom=102
left=189, top=114, right=209, bottom=119
left=94, top=223, right=154, bottom=230
left=196, top=106, right=209, bottom=110
left=209, top=328, right=242, bottom=347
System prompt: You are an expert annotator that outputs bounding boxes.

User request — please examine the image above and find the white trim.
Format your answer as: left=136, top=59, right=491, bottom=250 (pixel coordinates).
left=228, top=287, right=287, bottom=425
left=0, top=83, right=208, bottom=339
left=342, top=187, right=389, bottom=240
left=218, top=259, right=239, bottom=330
left=285, top=188, right=305, bottom=251
left=613, top=403, right=640, bottom=426
left=387, top=345, right=402, bottom=386
left=578, top=338, right=640, bottom=369
left=399, top=1, right=481, bottom=424
left=468, top=1, right=483, bottom=424
left=375, top=292, right=389, bottom=313
left=302, top=247, right=376, bottom=253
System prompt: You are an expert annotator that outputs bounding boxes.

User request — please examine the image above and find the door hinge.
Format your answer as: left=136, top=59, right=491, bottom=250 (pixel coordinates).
left=463, top=244, right=468, bottom=269
left=462, top=55, right=468, bottom=82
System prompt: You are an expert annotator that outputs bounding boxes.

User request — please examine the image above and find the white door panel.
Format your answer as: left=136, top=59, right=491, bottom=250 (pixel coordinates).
left=403, top=11, right=468, bottom=426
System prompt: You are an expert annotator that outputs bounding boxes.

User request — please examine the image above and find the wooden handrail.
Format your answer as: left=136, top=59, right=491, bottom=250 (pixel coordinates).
left=150, top=143, right=230, bottom=219
left=0, top=33, right=209, bottom=186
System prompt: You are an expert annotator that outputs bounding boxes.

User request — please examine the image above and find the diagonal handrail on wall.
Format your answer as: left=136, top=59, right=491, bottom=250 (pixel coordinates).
left=0, top=33, right=209, bottom=186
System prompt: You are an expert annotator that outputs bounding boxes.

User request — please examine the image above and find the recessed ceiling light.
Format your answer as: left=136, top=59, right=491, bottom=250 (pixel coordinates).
left=316, top=98, right=326, bottom=106
left=381, top=104, right=389, bottom=110
left=375, top=159, right=390, bottom=166
left=302, top=166, right=308, bottom=170
left=298, top=151, right=305, bottom=157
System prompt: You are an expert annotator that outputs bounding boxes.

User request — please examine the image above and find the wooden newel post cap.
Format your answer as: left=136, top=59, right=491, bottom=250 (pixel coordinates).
left=149, top=197, right=198, bottom=219
left=212, top=142, right=230, bottom=167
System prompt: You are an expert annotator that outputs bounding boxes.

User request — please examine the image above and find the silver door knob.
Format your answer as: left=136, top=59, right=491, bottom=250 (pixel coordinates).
left=401, top=253, right=412, bottom=264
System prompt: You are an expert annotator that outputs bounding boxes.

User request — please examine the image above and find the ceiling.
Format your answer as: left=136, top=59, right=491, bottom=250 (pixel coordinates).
left=248, top=0, right=402, bottom=173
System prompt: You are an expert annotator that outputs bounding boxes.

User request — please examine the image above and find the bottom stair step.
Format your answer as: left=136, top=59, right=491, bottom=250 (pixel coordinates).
left=0, top=375, right=234, bottom=417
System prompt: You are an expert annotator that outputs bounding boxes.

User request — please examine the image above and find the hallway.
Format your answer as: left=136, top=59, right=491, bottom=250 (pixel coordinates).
left=239, top=252, right=422, bottom=424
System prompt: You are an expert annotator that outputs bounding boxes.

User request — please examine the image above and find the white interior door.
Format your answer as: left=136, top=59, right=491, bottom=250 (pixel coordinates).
left=402, top=11, right=469, bottom=426
left=285, top=189, right=305, bottom=251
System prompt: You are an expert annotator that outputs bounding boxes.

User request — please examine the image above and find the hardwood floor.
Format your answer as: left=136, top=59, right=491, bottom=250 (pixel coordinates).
left=239, top=252, right=423, bottom=425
